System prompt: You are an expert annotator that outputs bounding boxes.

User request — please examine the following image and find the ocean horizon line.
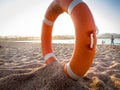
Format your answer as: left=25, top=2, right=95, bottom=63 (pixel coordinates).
left=5, top=38, right=119, bottom=45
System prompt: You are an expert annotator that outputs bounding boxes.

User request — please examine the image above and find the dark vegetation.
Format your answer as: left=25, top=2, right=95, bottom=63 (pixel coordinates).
left=0, top=33, right=120, bottom=41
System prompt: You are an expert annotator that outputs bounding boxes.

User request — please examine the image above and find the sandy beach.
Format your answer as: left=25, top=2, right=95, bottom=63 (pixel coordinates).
left=0, top=42, right=120, bottom=90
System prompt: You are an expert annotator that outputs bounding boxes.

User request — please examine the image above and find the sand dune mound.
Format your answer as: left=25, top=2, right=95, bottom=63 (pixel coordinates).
left=0, top=61, right=90, bottom=90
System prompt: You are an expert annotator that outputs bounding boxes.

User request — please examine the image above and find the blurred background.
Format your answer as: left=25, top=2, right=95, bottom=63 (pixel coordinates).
left=0, top=0, right=120, bottom=44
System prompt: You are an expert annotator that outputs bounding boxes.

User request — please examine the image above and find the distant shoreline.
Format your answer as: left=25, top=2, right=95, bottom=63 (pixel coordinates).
left=0, top=33, right=120, bottom=41
left=0, top=39, right=120, bottom=45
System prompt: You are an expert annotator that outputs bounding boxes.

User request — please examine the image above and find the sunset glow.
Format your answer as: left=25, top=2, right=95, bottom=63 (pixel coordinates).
left=0, top=0, right=120, bottom=36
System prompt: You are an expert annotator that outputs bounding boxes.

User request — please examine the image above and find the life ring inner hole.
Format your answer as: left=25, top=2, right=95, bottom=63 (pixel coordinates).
left=52, top=13, right=75, bottom=37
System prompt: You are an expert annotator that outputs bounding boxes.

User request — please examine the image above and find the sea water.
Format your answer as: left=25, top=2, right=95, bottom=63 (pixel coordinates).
left=15, top=38, right=120, bottom=45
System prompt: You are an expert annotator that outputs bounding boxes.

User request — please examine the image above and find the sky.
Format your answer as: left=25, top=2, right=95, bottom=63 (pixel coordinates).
left=0, top=0, right=120, bottom=36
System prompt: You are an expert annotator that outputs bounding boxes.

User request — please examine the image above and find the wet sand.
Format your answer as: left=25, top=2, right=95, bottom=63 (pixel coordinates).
left=0, top=42, right=120, bottom=90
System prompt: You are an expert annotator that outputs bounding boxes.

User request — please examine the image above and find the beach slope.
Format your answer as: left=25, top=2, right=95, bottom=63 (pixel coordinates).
left=0, top=42, right=120, bottom=90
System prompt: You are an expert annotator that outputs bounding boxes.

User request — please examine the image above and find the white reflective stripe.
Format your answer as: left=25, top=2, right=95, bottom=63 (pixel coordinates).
left=68, top=0, right=83, bottom=14
left=44, top=53, right=55, bottom=62
left=90, top=34, right=94, bottom=48
left=66, top=62, right=80, bottom=80
left=43, top=17, right=54, bottom=26
left=96, top=25, right=99, bottom=35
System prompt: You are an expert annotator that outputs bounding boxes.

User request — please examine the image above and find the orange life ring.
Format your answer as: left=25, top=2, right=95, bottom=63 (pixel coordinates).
left=41, top=0, right=97, bottom=80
